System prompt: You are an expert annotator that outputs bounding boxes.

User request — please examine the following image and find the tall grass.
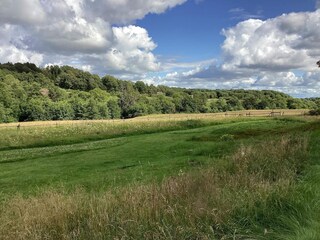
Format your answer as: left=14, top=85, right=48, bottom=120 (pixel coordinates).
left=0, top=134, right=309, bottom=239
left=0, top=110, right=309, bottom=150
left=0, top=119, right=222, bottom=150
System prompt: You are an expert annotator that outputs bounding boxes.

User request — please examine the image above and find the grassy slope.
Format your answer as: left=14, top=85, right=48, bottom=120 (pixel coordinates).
left=0, top=116, right=320, bottom=239
left=1, top=118, right=288, bottom=196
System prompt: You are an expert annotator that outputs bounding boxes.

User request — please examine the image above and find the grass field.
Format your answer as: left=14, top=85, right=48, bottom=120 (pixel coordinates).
left=0, top=109, right=309, bottom=150
left=0, top=112, right=319, bottom=239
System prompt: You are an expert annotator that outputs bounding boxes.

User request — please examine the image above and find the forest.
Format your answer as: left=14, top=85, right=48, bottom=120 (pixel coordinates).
left=0, top=62, right=319, bottom=123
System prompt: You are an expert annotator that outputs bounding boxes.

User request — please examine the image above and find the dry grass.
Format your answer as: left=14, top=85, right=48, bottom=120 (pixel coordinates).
left=0, top=109, right=308, bottom=129
left=0, top=118, right=209, bottom=149
left=0, top=134, right=309, bottom=239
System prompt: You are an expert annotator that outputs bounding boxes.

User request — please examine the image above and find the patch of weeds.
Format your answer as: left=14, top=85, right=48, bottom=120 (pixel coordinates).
left=232, top=128, right=285, bottom=139
left=118, top=164, right=138, bottom=170
left=275, top=117, right=306, bottom=123
left=220, top=134, right=235, bottom=141
left=190, top=135, right=216, bottom=142
left=188, top=159, right=203, bottom=167
left=178, top=119, right=205, bottom=128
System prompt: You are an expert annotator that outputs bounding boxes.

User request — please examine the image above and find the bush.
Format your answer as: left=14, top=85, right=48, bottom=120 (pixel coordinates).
left=309, top=109, right=320, bottom=116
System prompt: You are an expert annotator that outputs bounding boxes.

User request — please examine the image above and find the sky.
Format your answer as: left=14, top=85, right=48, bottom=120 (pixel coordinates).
left=0, top=0, right=320, bottom=97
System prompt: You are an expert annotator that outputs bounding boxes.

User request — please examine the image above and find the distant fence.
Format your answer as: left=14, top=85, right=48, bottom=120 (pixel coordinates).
left=224, top=111, right=307, bottom=117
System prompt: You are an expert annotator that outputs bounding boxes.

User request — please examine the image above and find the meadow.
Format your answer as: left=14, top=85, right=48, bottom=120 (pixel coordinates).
left=0, top=111, right=319, bottom=239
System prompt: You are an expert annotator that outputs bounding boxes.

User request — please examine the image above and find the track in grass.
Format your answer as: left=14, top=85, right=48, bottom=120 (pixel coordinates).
left=0, top=117, right=310, bottom=197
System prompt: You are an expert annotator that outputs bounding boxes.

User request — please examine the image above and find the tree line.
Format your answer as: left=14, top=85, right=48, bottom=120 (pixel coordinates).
left=0, top=62, right=318, bottom=123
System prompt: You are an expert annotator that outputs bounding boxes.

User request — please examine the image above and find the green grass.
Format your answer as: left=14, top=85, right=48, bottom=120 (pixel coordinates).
left=0, top=118, right=305, bottom=197
left=275, top=119, right=320, bottom=240
left=0, top=118, right=234, bottom=150
left=0, top=116, right=320, bottom=239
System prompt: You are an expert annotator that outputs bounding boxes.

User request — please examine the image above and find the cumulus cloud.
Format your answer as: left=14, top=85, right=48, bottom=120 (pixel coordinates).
left=82, top=0, right=186, bottom=24
left=174, top=9, right=320, bottom=97
left=0, top=0, right=186, bottom=74
left=220, top=11, right=319, bottom=72
left=35, top=18, right=112, bottom=53
left=104, top=25, right=160, bottom=74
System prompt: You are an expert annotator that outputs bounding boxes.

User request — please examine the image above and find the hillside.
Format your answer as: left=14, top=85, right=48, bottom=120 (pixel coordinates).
left=0, top=62, right=318, bottom=123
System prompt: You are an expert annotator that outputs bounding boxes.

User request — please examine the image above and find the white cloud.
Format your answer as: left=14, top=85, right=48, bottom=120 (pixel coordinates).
left=254, top=72, right=304, bottom=87
left=0, top=0, right=186, bottom=75
left=112, top=26, right=157, bottom=52
left=220, top=13, right=317, bottom=72
left=0, top=0, right=46, bottom=25
left=104, top=25, right=160, bottom=74
left=35, top=18, right=112, bottom=53
left=81, top=0, right=187, bottom=24
left=0, top=25, right=43, bottom=65
left=228, top=7, right=263, bottom=20
left=80, top=65, right=92, bottom=72
left=179, top=9, right=320, bottom=97
left=0, top=44, right=43, bottom=65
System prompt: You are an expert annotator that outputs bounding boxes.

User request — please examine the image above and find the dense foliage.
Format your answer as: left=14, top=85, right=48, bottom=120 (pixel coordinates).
left=0, top=62, right=318, bottom=122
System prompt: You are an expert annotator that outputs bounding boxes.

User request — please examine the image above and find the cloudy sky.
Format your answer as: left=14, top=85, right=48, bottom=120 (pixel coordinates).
left=1, top=0, right=320, bottom=97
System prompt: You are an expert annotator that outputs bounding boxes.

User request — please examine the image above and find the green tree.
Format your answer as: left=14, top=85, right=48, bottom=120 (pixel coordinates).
left=127, top=102, right=149, bottom=117
left=107, top=99, right=121, bottom=119
left=134, top=81, right=148, bottom=94
left=70, top=97, right=87, bottom=120
left=0, top=74, right=26, bottom=121
left=216, top=98, right=228, bottom=112
left=226, top=97, right=243, bottom=111
left=20, top=98, right=50, bottom=121
left=156, top=95, right=175, bottom=114
left=119, top=81, right=139, bottom=118
left=86, top=98, right=101, bottom=119
left=48, top=101, right=74, bottom=120
left=102, top=75, right=120, bottom=92
left=45, top=65, right=62, bottom=80
left=243, top=95, right=258, bottom=109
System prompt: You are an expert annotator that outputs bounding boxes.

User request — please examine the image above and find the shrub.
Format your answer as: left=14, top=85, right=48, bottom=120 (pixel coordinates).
left=309, top=109, right=320, bottom=116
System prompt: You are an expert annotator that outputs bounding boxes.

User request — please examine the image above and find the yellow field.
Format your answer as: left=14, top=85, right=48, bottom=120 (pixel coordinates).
left=0, top=109, right=309, bottom=128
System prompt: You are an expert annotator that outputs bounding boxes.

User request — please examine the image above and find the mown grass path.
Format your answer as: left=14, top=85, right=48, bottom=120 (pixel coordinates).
left=0, top=118, right=305, bottom=198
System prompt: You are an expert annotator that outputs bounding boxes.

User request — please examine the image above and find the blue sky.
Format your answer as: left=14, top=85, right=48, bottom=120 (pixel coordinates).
left=0, top=0, right=320, bottom=97
left=138, top=0, right=316, bottom=62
